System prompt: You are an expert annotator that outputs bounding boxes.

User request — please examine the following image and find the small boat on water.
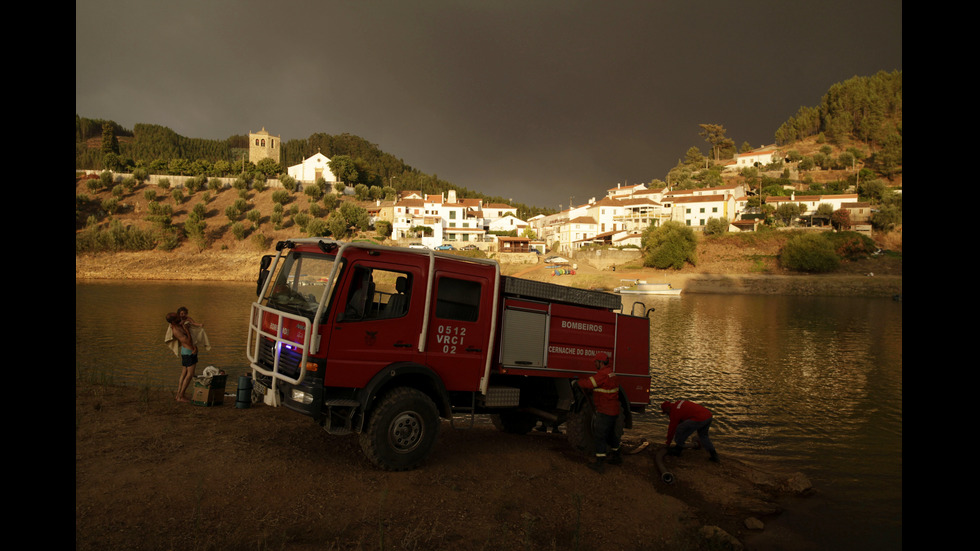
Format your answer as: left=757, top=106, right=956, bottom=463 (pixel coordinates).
left=614, top=279, right=682, bottom=296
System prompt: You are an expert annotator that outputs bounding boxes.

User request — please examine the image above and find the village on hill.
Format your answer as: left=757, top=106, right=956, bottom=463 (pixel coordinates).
left=280, top=135, right=875, bottom=255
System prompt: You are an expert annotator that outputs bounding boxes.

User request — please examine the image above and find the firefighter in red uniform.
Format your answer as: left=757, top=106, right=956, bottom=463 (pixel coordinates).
left=576, top=352, right=622, bottom=473
left=661, top=399, right=719, bottom=462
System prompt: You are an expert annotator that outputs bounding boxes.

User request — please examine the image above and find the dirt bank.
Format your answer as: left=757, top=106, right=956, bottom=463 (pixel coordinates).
left=76, top=381, right=814, bottom=550
left=75, top=248, right=902, bottom=298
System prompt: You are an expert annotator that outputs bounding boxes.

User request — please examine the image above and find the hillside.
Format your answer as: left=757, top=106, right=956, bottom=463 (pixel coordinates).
left=75, top=173, right=902, bottom=300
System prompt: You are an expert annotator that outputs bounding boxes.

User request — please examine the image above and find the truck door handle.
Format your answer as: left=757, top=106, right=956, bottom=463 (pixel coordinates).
left=394, top=342, right=412, bottom=348
left=466, top=347, right=482, bottom=353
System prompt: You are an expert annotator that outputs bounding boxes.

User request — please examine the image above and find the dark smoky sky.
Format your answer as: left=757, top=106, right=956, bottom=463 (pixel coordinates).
left=76, top=0, right=902, bottom=209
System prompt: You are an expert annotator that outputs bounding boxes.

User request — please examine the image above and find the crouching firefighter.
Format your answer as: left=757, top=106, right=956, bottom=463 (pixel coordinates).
left=576, top=352, right=623, bottom=473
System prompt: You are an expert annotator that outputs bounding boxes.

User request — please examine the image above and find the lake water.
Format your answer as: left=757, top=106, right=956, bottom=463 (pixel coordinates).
left=75, top=280, right=901, bottom=549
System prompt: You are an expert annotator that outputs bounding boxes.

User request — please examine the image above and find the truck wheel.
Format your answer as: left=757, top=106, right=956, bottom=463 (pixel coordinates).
left=490, top=411, right=538, bottom=434
left=359, top=387, right=440, bottom=471
left=566, top=399, right=625, bottom=456
left=565, top=399, right=596, bottom=454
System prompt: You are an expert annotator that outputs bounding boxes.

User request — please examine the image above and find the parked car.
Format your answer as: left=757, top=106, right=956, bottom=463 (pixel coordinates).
left=408, top=243, right=426, bottom=249
left=544, top=255, right=569, bottom=264
left=461, top=245, right=478, bottom=251
left=435, top=244, right=455, bottom=250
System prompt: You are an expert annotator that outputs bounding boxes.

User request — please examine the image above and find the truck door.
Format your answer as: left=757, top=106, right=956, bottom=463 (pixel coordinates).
left=324, top=260, right=425, bottom=388
left=424, top=265, right=495, bottom=392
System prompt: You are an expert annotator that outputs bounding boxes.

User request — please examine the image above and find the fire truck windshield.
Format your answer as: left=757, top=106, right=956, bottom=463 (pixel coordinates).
left=263, top=252, right=340, bottom=318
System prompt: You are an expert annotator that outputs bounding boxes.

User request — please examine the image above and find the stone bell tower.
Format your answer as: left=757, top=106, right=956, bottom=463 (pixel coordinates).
left=248, top=127, right=281, bottom=164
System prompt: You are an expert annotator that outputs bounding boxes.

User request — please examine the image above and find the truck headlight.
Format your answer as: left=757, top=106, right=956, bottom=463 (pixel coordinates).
left=291, top=389, right=313, bottom=405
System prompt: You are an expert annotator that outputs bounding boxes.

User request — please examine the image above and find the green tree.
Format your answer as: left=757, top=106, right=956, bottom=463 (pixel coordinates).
left=280, top=174, right=298, bottom=193
left=329, top=155, right=359, bottom=185
left=774, top=203, right=803, bottom=226
left=255, top=158, right=282, bottom=178
left=375, top=220, right=392, bottom=238
left=683, top=146, right=705, bottom=166
left=872, top=204, right=902, bottom=231
left=354, top=183, right=369, bottom=200
left=831, top=208, right=851, bottom=231
left=326, top=211, right=348, bottom=238
left=814, top=203, right=835, bottom=226
left=339, top=201, right=370, bottom=231
left=699, top=124, right=735, bottom=162
left=101, top=122, right=120, bottom=157
left=703, top=217, right=729, bottom=236
left=641, top=221, right=697, bottom=270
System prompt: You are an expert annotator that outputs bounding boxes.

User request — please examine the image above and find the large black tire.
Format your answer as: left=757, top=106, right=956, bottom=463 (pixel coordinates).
left=565, top=399, right=596, bottom=454
left=565, top=397, right=625, bottom=457
left=490, top=411, right=539, bottom=434
left=359, top=387, right=440, bottom=471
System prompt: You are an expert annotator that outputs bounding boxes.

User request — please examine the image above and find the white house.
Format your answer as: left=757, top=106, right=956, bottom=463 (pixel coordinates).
left=488, top=214, right=529, bottom=233
left=482, top=202, right=518, bottom=220
left=733, top=147, right=779, bottom=169
left=671, top=194, right=735, bottom=227
left=287, top=152, right=337, bottom=184
left=560, top=216, right=598, bottom=253
left=765, top=193, right=860, bottom=216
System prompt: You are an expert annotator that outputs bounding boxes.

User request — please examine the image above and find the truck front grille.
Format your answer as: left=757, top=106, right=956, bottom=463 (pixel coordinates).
left=257, top=338, right=303, bottom=379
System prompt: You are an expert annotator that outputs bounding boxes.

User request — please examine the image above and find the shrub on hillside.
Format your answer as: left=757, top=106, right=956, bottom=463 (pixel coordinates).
left=292, top=212, right=310, bottom=231
left=75, top=220, right=156, bottom=253
left=101, top=197, right=121, bottom=215
left=156, top=227, right=181, bottom=251
left=703, top=217, right=729, bottom=236
left=642, top=221, right=697, bottom=270
left=305, top=218, right=328, bottom=237
left=231, top=222, right=247, bottom=240
left=825, top=231, right=876, bottom=260
left=250, top=233, right=270, bottom=250
left=779, top=233, right=840, bottom=273
left=272, top=189, right=290, bottom=205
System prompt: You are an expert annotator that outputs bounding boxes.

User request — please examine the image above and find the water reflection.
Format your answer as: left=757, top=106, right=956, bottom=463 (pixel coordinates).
left=75, top=280, right=256, bottom=390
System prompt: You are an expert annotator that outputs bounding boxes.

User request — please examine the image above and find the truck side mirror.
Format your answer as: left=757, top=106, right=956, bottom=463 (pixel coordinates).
left=256, top=255, right=273, bottom=297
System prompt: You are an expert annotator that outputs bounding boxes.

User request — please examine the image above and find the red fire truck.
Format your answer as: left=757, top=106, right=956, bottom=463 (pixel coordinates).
left=247, top=239, right=651, bottom=470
